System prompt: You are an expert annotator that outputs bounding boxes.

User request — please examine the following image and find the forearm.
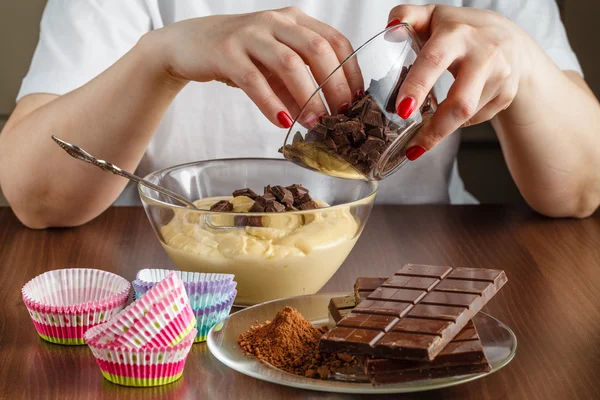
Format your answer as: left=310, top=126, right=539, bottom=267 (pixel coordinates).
left=493, top=44, right=600, bottom=218
left=0, top=34, right=187, bottom=228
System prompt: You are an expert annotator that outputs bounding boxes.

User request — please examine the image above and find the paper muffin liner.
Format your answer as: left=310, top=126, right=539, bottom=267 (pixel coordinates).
left=86, top=324, right=196, bottom=387
left=21, top=268, right=130, bottom=345
left=87, top=272, right=189, bottom=348
left=194, top=290, right=237, bottom=343
left=111, top=286, right=197, bottom=349
left=133, top=269, right=237, bottom=309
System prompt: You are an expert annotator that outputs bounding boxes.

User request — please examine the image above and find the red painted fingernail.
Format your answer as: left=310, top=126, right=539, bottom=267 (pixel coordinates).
left=386, top=19, right=401, bottom=28
left=339, top=103, right=350, bottom=115
left=397, top=97, right=416, bottom=119
left=406, top=145, right=427, bottom=161
left=354, top=89, right=364, bottom=101
left=277, top=111, right=293, bottom=128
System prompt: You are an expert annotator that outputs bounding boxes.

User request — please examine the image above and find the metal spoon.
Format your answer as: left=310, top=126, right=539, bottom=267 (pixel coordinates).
left=51, top=135, right=198, bottom=209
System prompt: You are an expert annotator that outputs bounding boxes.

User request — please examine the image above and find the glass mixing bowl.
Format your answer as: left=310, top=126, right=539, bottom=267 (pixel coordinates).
left=281, top=23, right=440, bottom=180
left=139, top=158, right=377, bottom=306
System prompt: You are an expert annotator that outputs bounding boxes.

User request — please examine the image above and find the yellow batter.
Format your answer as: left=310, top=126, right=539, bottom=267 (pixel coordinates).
left=159, top=196, right=360, bottom=305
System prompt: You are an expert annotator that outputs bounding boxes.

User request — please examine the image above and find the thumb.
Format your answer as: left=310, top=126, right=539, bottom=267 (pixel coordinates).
left=387, top=4, right=437, bottom=40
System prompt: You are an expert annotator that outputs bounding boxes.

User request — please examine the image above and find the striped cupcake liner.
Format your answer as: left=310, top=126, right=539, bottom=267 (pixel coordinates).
left=86, top=272, right=190, bottom=348
left=194, top=290, right=237, bottom=343
left=133, top=269, right=236, bottom=309
left=86, top=324, right=196, bottom=387
left=22, top=269, right=130, bottom=345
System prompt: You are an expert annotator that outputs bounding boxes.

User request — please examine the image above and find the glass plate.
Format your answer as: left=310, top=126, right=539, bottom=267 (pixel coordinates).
left=207, top=293, right=517, bottom=394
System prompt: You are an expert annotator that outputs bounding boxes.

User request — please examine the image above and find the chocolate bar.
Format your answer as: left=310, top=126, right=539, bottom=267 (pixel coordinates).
left=319, top=264, right=507, bottom=361
left=354, top=277, right=387, bottom=304
left=328, top=296, right=355, bottom=323
left=328, top=292, right=491, bottom=384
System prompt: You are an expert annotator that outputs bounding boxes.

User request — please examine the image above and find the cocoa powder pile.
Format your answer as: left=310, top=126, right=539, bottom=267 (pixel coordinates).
left=238, top=306, right=358, bottom=380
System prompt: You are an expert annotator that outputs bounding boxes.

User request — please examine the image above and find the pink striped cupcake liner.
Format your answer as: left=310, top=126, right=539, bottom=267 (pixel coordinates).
left=110, top=286, right=196, bottom=348
left=87, top=272, right=194, bottom=349
left=85, top=324, right=196, bottom=387
left=22, top=268, right=130, bottom=345
left=132, top=269, right=237, bottom=343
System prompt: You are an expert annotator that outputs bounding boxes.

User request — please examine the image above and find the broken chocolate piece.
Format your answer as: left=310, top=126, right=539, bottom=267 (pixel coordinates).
left=232, top=188, right=258, bottom=200
left=362, top=110, right=383, bottom=128
left=292, top=131, right=304, bottom=144
left=265, top=201, right=286, bottom=213
left=210, top=200, right=233, bottom=212
left=352, top=128, right=367, bottom=145
left=360, top=136, right=386, bottom=155
left=322, top=116, right=337, bottom=130
left=367, top=127, right=383, bottom=139
left=306, top=129, right=327, bottom=143
left=299, top=200, right=319, bottom=210
left=271, top=186, right=294, bottom=206
left=264, top=185, right=273, bottom=195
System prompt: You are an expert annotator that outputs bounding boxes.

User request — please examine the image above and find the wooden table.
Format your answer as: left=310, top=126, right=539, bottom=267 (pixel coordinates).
left=1, top=205, right=599, bottom=400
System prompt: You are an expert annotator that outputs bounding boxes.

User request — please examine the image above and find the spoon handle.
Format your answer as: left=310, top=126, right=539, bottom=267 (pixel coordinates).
left=51, top=135, right=198, bottom=209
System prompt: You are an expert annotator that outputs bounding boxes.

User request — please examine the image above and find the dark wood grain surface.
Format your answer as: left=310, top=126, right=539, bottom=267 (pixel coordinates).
left=0, top=206, right=599, bottom=400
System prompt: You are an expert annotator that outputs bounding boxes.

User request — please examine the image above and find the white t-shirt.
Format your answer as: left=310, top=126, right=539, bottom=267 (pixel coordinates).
left=17, top=0, right=582, bottom=205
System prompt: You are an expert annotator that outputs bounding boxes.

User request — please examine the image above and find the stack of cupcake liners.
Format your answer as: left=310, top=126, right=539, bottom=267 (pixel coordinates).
left=85, top=324, right=197, bottom=387
left=84, top=271, right=197, bottom=386
left=133, top=269, right=237, bottom=343
left=21, top=268, right=130, bottom=345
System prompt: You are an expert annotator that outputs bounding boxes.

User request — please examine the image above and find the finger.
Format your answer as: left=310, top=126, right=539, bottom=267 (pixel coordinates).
left=395, top=31, right=466, bottom=119
left=221, top=55, right=292, bottom=128
left=290, top=11, right=364, bottom=98
left=387, top=4, right=437, bottom=39
left=406, top=62, right=489, bottom=156
left=274, top=24, right=352, bottom=114
left=265, top=73, right=302, bottom=121
left=464, top=82, right=517, bottom=126
left=245, top=36, right=328, bottom=122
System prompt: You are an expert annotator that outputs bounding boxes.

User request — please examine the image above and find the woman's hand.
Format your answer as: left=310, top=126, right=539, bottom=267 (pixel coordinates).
left=149, top=6, right=363, bottom=128
left=387, top=5, right=534, bottom=160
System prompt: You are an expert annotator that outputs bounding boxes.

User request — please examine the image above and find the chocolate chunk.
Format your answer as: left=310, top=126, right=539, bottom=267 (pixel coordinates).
left=385, top=66, right=411, bottom=113
left=271, top=185, right=294, bottom=206
left=322, top=136, right=337, bottom=149
left=352, top=128, right=367, bottom=145
left=265, top=201, right=286, bottom=213
left=232, top=188, right=258, bottom=200
left=337, top=120, right=361, bottom=134
left=360, top=136, right=386, bottom=155
left=362, top=110, right=383, bottom=128
left=254, top=193, right=276, bottom=209
left=367, top=127, right=383, bottom=139
left=335, top=114, right=349, bottom=123
left=292, top=131, right=304, bottom=144
left=337, top=145, right=352, bottom=156
left=264, top=185, right=273, bottom=195
left=249, top=202, right=265, bottom=212
left=305, top=129, right=327, bottom=143
left=286, top=184, right=309, bottom=201
left=298, top=200, right=319, bottom=210
left=285, top=204, right=299, bottom=211
left=312, top=123, right=328, bottom=135
left=332, top=133, right=350, bottom=147
left=321, top=116, right=337, bottom=130
left=234, top=215, right=263, bottom=227
left=209, top=200, right=233, bottom=212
